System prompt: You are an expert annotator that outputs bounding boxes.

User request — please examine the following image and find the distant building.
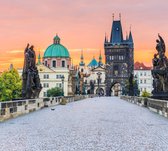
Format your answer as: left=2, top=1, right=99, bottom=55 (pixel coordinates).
left=134, top=62, right=153, bottom=95
left=78, top=50, right=106, bottom=95
left=104, top=16, right=134, bottom=96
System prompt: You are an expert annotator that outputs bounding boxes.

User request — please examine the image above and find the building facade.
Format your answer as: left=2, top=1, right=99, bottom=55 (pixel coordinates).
left=104, top=18, right=134, bottom=96
left=78, top=51, right=106, bottom=95
left=134, top=62, right=153, bottom=95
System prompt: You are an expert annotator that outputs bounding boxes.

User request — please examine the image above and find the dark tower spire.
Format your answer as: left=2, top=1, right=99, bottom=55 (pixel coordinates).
left=128, top=26, right=133, bottom=48
left=129, top=26, right=133, bottom=43
left=104, top=33, right=107, bottom=43
left=110, top=15, right=123, bottom=44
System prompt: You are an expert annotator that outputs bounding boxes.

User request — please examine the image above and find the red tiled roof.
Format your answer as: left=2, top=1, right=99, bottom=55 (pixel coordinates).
left=134, top=62, right=152, bottom=70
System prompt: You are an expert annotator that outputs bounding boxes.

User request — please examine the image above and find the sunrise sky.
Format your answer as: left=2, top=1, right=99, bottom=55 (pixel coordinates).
left=0, top=0, right=168, bottom=71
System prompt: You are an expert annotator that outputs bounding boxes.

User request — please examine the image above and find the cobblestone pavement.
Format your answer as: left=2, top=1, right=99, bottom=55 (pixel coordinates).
left=1, top=97, right=168, bottom=151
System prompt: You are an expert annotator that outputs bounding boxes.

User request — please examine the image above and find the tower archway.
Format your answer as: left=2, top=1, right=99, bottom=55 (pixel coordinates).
left=109, top=82, right=122, bottom=96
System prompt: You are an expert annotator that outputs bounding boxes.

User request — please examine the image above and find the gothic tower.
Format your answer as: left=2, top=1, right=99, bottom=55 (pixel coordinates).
left=104, top=16, right=134, bottom=96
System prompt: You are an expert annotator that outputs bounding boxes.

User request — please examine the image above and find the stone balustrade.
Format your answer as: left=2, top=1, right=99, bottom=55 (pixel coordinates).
left=120, top=96, right=168, bottom=118
left=0, top=95, right=96, bottom=122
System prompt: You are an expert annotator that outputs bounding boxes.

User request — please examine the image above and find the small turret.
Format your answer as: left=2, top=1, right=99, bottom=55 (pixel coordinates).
left=98, top=50, right=103, bottom=66
left=79, top=50, right=85, bottom=66
left=37, top=52, right=41, bottom=65
left=129, top=31, right=133, bottom=43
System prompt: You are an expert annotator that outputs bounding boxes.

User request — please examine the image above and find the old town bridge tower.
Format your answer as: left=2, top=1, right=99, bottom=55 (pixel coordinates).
left=104, top=17, right=134, bottom=96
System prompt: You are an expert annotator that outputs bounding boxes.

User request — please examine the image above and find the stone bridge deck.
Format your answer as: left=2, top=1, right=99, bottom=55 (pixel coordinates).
left=1, top=97, right=168, bottom=151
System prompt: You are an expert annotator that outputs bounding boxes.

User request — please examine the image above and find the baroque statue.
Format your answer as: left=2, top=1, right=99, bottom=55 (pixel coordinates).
left=152, top=34, right=168, bottom=99
left=22, top=44, right=42, bottom=99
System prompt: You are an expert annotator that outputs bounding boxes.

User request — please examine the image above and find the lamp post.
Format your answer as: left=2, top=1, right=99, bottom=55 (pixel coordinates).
left=97, top=72, right=102, bottom=96
left=61, top=75, right=65, bottom=96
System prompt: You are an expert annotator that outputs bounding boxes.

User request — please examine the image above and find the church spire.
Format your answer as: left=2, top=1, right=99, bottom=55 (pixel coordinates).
left=79, top=49, right=85, bottom=66
left=98, top=50, right=103, bottom=66
left=37, top=52, right=41, bottom=65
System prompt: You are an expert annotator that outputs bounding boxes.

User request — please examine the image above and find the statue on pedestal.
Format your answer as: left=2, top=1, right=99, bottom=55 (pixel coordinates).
left=22, top=44, right=42, bottom=99
left=152, top=34, right=168, bottom=99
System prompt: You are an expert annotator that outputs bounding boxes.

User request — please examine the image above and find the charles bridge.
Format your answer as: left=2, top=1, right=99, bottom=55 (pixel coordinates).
left=1, top=96, right=168, bottom=151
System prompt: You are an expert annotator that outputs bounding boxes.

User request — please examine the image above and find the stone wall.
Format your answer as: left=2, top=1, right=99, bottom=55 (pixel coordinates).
left=0, top=95, right=96, bottom=122
left=121, top=96, right=168, bottom=118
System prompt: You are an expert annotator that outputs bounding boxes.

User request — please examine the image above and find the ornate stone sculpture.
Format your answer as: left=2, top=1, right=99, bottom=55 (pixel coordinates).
left=152, top=34, right=168, bottom=99
left=22, top=44, right=42, bottom=99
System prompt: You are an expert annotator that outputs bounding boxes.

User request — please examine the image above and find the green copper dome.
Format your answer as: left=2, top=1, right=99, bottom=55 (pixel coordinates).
left=44, top=35, right=70, bottom=58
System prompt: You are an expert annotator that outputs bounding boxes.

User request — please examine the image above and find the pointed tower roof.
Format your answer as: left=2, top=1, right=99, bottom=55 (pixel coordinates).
left=88, top=57, right=98, bottom=67
left=37, top=52, right=41, bottom=65
left=98, top=50, right=103, bottom=66
left=79, top=50, right=85, bottom=66
left=110, top=20, right=123, bottom=44
left=104, top=33, right=107, bottom=43
left=128, top=31, right=133, bottom=43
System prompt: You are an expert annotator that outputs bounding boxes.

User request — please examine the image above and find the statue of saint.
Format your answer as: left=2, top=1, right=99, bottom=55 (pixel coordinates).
left=22, top=44, right=42, bottom=99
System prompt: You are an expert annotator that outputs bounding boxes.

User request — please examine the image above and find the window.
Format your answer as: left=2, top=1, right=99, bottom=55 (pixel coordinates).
left=144, top=80, right=146, bottom=84
left=44, top=74, right=49, bottom=79
left=59, top=83, right=62, bottom=88
left=52, top=60, right=56, bottom=68
left=140, top=80, right=142, bottom=83
left=43, top=83, right=49, bottom=88
left=56, top=75, right=63, bottom=79
left=140, top=73, right=142, bottom=76
left=144, top=72, right=146, bottom=76
left=62, top=60, right=65, bottom=67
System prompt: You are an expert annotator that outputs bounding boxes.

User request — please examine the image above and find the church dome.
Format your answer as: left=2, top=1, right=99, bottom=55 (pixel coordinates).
left=44, top=35, right=70, bottom=58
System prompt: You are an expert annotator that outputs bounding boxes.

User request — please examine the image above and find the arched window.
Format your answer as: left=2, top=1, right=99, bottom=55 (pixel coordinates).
left=52, top=60, right=56, bottom=68
left=62, top=60, right=65, bottom=67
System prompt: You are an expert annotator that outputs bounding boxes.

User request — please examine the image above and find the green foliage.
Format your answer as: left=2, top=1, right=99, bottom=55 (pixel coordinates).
left=122, top=80, right=140, bottom=96
left=47, top=87, right=63, bottom=97
left=141, top=91, right=151, bottom=98
left=0, top=68, right=22, bottom=101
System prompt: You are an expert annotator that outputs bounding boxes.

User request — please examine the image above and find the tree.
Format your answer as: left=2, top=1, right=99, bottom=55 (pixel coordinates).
left=122, top=79, right=140, bottom=96
left=47, top=87, right=63, bottom=97
left=0, top=68, right=22, bottom=101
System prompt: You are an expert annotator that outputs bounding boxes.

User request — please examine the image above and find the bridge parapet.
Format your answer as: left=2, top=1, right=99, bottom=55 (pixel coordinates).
left=0, top=95, right=96, bottom=122
left=120, top=96, right=168, bottom=118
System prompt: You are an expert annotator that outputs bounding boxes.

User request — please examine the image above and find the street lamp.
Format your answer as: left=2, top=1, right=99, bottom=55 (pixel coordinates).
left=61, top=75, right=65, bottom=96
left=97, top=72, right=102, bottom=96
